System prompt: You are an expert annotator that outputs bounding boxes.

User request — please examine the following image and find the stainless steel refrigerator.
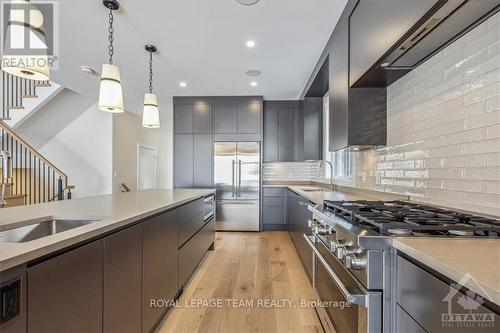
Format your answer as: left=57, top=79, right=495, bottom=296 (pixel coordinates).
left=214, top=142, right=260, bottom=231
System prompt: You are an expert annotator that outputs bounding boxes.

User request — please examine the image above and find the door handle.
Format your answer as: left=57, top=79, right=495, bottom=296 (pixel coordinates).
left=238, top=160, right=242, bottom=197
left=303, top=234, right=368, bottom=307
left=232, top=160, right=236, bottom=197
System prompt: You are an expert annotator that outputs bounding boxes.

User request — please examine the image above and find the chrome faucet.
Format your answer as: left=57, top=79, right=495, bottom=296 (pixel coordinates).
left=320, top=160, right=335, bottom=191
left=1, top=150, right=12, bottom=208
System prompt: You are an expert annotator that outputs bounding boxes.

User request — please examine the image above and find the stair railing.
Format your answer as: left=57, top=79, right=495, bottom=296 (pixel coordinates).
left=0, top=120, right=73, bottom=205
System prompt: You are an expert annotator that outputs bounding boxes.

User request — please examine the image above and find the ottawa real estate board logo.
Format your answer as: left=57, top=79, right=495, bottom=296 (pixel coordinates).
left=441, top=273, right=496, bottom=329
left=1, top=1, right=59, bottom=71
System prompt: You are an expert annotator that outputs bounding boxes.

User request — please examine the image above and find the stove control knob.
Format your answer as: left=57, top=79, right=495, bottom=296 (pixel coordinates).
left=314, top=225, right=330, bottom=235
left=336, top=245, right=346, bottom=260
left=329, top=240, right=337, bottom=252
left=345, top=255, right=367, bottom=270
left=307, top=219, right=315, bottom=228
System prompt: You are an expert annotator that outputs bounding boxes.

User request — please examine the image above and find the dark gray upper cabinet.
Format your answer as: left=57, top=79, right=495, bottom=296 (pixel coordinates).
left=174, top=104, right=194, bottom=134
left=264, top=100, right=322, bottom=161
left=193, top=134, right=213, bottom=188
left=27, top=241, right=103, bottom=332
left=103, top=225, right=142, bottom=333
left=142, top=209, right=179, bottom=333
left=174, top=134, right=194, bottom=188
left=214, top=104, right=238, bottom=134
left=194, top=103, right=212, bottom=133
left=303, top=97, right=323, bottom=161
left=238, top=103, right=262, bottom=134
left=330, top=23, right=349, bottom=151
left=349, top=0, right=437, bottom=87
left=263, top=108, right=278, bottom=162
left=278, top=108, right=295, bottom=162
left=329, top=21, right=387, bottom=151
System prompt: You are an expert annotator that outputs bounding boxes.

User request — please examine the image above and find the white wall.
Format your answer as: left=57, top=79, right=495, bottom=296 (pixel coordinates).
left=39, top=104, right=113, bottom=198
left=112, top=97, right=173, bottom=192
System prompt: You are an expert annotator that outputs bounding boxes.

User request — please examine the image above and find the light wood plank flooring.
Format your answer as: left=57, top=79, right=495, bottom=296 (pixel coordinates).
left=159, top=232, right=324, bottom=333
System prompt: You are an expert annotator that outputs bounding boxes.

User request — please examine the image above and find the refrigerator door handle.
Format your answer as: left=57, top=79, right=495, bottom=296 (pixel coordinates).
left=238, top=159, right=242, bottom=197
left=232, top=159, right=236, bottom=197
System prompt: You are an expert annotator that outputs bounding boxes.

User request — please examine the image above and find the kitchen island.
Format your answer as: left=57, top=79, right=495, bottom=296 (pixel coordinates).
left=0, top=189, right=215, bottom=333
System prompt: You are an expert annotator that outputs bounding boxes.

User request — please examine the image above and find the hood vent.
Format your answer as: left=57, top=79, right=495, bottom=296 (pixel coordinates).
left=382, top=0, right=499, bottom=70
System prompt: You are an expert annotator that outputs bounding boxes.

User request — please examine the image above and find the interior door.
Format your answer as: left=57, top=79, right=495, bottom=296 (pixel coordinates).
left=138, top=145, right=157, bottom=190
left=214, top=142, right=237, bottom=200
left=236, top=142, right=260, bottom=200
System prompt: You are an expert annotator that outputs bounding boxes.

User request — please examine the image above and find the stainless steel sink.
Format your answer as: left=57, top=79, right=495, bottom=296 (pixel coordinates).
left=0, top=217, right=99, bottom=243
left=299, top=188, right=328, bottom=192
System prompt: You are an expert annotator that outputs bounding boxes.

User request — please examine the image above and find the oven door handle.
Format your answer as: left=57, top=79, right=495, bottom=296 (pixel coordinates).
left=303, top=234, right=367, bottom=307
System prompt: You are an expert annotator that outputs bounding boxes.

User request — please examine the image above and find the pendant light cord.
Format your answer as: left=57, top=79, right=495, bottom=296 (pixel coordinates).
left=149, top=51, right=154, bottom=93
left=108, top=9, right=115, bottom=65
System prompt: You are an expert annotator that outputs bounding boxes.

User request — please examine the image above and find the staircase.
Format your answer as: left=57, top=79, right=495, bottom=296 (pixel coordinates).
left=1, top=72, right=74, bottom=207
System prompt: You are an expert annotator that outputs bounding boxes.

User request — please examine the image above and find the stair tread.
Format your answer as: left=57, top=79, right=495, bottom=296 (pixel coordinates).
left=6, top=106, right=24, bottom=110
left=34, top=83, right=51, bottom=87
left=19, top=94, right=38, bottom=98
left=0, top=117, right=12, bottom=121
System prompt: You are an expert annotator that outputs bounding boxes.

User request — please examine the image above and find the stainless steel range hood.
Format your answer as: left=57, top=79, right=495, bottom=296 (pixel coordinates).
left=382, top=0, right=499, bottom=70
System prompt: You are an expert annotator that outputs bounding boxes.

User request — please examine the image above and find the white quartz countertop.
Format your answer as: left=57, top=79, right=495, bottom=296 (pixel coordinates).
left=0, top=189, right=215, bottom=272
left=393, top=237, right=500, bottom=305
left=264, top=184, right=382, bottom=204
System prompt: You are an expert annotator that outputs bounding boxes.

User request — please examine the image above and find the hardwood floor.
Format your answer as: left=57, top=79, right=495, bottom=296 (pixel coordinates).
left=159, top=232, right=324, bottom=333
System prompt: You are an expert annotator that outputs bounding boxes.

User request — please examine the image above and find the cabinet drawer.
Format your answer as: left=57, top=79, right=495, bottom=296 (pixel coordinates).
left=396, top=255, right=500, bottom=332
left=179, top=212, right=205, bottom=247
left=179, top=218, right=215, bottom=288
left=179, top=198, right=204, bottom=223
left=263, top=187, right=284, bottom=197
left=263, top=197, right=284, bottom=207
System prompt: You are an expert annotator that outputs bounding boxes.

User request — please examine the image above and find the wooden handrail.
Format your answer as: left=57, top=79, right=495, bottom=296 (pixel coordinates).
left=0, top=120, right=69, bottom=189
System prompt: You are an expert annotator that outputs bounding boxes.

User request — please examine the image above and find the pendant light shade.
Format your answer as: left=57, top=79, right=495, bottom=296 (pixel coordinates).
left=98, top=64, right=124, bottom=113
left=142, top=45, right=160, bottom=128
left=142, top=93, right=160, bottom=128
left=99, top=0, right=124, bottom=113
left=1, top=1, right=50, bottom=80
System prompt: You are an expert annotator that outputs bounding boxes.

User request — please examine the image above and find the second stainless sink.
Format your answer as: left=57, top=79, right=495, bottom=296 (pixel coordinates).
left=0, top=217, right=99, bottom=243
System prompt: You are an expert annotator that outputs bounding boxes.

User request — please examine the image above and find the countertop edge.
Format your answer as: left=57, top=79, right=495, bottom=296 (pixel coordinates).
left=392, top=238, right=500, bottom=306
left=0, top=190, right=215, bottom=272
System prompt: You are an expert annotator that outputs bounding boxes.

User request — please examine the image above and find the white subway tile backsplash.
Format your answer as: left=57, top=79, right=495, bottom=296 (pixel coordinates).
left=264, top=13, right=500, bottom=216
left=352, top=13, right=500, bottom=216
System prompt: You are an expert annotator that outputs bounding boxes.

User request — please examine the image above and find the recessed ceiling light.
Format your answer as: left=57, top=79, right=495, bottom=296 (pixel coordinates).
left=246, top=40, right=256, bottom=48
left=246, top=70, right=261, bottom=77
left=179, top=82, right=187, bottom=87
left=250, top=81, right=258, bottom=87
left=237, top=0, right=260, bottom=6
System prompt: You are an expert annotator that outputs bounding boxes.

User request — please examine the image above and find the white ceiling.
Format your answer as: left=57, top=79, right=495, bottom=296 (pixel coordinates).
left=49, top=0, right=347, bottom=113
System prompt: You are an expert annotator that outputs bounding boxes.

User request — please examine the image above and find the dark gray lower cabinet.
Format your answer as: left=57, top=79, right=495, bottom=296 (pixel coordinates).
left=179, top=218, right=215, bottom=289
left=142, top=210, right=179, bottom=332
left=27, top=241, right=103, bottom=333
left=103, top=225, right=142, bottom=333
left=396, top=254, right=500, bottom=332
left=262, top=187, right=286, bottom=230
left=287, top=190, right=313, bottom=281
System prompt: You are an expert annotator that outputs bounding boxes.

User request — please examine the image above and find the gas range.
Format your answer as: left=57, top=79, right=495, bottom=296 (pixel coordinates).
left=324, top=200, right=500, bottom=238
left=306, top=200, right=500, bottom=333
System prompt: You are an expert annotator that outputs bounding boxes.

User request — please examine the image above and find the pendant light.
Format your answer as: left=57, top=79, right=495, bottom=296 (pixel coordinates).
left=98, top=0, right=124, bottom=113
left=142, top=45, right=160, bottom=128
left=1, top=0, right=50, bottom=80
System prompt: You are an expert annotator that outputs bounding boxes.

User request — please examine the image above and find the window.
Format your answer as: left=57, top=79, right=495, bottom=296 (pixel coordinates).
left=322, top=94, right=353, bottom=179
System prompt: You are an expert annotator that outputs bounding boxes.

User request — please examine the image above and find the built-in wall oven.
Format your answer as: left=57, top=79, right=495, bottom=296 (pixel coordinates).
left=304, top=234, right=382, bottom=333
